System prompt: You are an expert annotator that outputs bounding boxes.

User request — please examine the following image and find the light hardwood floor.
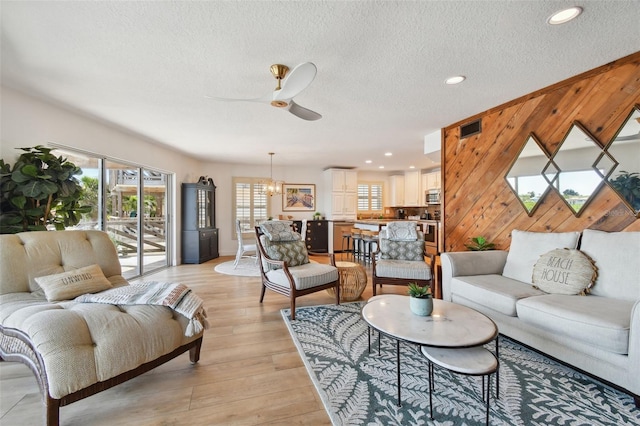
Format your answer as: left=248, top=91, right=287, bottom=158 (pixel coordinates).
left=0, top=255, right=408, bottom=425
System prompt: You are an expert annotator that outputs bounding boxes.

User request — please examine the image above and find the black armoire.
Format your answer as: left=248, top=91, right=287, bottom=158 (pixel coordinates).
left=182, top=176, right=219, bottom=263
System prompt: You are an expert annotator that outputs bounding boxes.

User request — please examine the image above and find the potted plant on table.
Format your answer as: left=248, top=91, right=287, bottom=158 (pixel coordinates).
left=408, top=282, right=433, bottom=316
left=465, top=236, right=495, bottom=251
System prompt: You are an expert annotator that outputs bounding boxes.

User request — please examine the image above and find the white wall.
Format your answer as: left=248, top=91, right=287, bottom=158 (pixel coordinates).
left=1, top=87, right=395, bottom=260
left=1, top=86, right=202, bottom=264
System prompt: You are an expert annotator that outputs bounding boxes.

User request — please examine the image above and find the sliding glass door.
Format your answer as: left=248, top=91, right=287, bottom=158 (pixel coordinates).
left=57, top=147, right=171, bottom=279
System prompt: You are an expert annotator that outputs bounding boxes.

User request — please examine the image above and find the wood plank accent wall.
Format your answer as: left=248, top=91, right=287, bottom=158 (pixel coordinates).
left=442, top=52, right=640, bottom=252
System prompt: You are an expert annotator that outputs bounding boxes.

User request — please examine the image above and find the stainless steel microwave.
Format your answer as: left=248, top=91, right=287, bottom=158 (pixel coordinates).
left=426, top=189, right=440, bottom=205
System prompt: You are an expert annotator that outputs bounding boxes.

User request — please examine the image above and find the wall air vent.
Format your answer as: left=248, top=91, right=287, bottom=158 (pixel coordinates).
left=460, top=119, right=482, bottom=139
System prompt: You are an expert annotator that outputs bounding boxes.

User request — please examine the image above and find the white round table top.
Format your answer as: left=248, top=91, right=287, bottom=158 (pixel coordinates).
left=362, top=294, right=497, bottom=348
left=421, top=346, right=498, bottom=375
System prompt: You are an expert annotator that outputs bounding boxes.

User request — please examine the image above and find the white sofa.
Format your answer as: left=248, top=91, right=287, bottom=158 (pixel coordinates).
left=0, top=230, right=204, bottom=425
left=441, top=229, right=640, bottom=407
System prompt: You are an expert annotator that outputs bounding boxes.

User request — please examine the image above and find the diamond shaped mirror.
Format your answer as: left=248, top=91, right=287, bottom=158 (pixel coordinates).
left=550, top=122, right=605, bottom=216
left=505, top=134, right=553, bottom=216
left=604, top=105, right=640, bottom=216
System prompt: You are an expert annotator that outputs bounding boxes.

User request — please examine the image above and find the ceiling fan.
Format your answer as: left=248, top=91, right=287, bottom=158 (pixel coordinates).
left=207, top=62, right=322, bottom=121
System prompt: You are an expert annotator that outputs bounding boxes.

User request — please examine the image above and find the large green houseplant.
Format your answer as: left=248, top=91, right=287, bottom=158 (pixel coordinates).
left=0, top=145, right=91, bottom=233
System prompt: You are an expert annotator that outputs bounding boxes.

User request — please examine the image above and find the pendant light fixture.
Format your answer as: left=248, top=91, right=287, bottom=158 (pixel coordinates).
left=262, top=152, right=284, bottom=196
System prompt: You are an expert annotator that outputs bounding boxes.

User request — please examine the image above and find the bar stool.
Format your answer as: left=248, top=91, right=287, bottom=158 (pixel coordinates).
left=341, top=230, right=353, bottom=261
left=361, top=230, right=379, bottom=265
left=350, top=228, right=363, bottom=262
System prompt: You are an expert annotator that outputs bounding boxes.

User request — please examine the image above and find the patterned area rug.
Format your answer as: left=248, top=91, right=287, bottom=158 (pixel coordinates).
left=213, top=258, right=260, bottom=277
left=282, top=302, right=639, bottom=426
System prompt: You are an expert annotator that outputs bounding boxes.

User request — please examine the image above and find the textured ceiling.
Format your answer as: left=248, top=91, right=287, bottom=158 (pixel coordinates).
left=2, top=1, right=639, bottom=172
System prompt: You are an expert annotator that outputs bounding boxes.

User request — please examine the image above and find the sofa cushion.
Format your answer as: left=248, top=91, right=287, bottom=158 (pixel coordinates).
left=265, top=262, right=338, bottom=290
left=532, top=249, right=597, bottom=295
left=450, top=274, right=546, bottom=316
left=516, top=294, right=633, bottom=354
left=502, top=230, right=581, bottom=285
left=375, top=259, right=431, bottom=280
left=34, top=264, right=113, bottom=301
left=579, top=229, right=640, bottom=301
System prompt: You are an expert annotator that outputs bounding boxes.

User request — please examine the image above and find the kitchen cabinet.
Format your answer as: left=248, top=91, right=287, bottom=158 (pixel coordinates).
left=324, top=169, right=357, bottom=220
left=424, top=171, right=441, bottom=190
left=390, top=175, right=404, bottom=206
left=182, top=177, right=219, bottom=264
left=403, top=170, right=421, bottom=206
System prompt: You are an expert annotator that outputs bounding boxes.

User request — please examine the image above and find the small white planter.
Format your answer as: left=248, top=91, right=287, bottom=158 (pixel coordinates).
left=410, top=297, right=433, bottom=316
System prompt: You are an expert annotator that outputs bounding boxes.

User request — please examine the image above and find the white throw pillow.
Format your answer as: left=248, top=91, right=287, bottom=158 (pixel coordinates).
left=386, top=221, right=418, bottom=241
left=260, top=220, right=300, bottom=242
left=35, top=264, right=113, bottom=301
left=502, top=230, right=580, bottom=285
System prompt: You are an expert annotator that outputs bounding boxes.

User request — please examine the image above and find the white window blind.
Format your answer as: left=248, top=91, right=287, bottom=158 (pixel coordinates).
left=233, top=178, right=268, bottom=233
left=358, top=182, right=383, bottom=213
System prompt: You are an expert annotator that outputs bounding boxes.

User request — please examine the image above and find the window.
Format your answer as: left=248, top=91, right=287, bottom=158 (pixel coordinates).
left=358, top=182, right=383, bottom=213
left=233, top=177, right=269, bottom=235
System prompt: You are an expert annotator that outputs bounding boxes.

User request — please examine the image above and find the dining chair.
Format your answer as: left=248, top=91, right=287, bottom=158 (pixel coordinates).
left=234, top=219, right=257, bottom=268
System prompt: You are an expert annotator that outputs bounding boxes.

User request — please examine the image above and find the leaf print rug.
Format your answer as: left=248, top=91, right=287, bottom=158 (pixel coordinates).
left=281, top=302, right=639, bottom=426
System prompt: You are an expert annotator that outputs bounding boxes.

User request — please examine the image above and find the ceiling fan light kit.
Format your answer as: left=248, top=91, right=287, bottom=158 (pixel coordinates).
left=209, top=62, right=322, bottom=121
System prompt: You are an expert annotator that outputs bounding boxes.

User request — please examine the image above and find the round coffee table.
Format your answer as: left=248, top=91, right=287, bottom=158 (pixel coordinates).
left=361, top=294, right=498, bottom=406
left=326, top=261, right=367, bottom=301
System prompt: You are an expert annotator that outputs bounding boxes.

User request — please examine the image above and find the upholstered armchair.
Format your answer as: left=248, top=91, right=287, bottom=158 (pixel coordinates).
left=255, top=221, right=340, bottom=319
left=372, top=221, right=434, bottom=296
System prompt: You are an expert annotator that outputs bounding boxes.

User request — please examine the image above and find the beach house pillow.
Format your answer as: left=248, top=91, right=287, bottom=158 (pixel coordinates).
left=34, top=264, right=113, bottom=301
left=260, top=220, right=300, bottom=242
left=386, top=221, right=418, bottom=241
left=532, top=248, right=597, bottom=295
left=502, top=230, right=581, bottom=285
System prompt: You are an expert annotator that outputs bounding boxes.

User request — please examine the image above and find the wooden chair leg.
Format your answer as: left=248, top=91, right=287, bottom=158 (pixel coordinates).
left=189, top=338, right=202, bottom=364
left=290, top=296, right=296, bottom=320
left=46, top=396, right=60, bottom=426
left=259, top=284, right=266, bottom=302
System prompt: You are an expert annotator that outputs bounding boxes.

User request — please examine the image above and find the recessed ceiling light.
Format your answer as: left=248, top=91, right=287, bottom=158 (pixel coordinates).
left=379, top=165, right=385, bottom=169
left=409, top=165, right=415, bottom=169
left=384, top=152, right=393, bottom=156
left=365, top=160, right=372, bottom=164
left=547, top=6, right=583, bottom=25
left=445, top=75, right=466, bottom=85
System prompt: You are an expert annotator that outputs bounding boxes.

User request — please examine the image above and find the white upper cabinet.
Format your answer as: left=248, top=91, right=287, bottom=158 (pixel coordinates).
left=424, top=171, right=441, bottom=190
left=404, top=170, right=421, bottom=206
left=390, top=175, right=405, bottom=206
left=324, top=169, right=358, bottom=220
left=331, top=169, right=358, bottom=192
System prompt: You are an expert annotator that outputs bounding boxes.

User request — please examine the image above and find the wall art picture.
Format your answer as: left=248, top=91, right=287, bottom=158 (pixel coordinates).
left=283, top=184, right=316, bottom=211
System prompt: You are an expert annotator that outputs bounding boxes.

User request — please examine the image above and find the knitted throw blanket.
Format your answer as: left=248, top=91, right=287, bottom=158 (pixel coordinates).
left=75, top=281, right=209, bottom=337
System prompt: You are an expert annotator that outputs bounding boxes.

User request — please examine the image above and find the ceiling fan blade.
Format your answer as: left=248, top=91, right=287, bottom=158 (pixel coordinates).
left=275, top=62, right=317, bottom=100
left=288, top=100, right=322, bottom=121
left=205, top=92, right=272, bottom=103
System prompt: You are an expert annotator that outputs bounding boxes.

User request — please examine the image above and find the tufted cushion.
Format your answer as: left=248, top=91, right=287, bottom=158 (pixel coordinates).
left=386, top=221, right=418, bottom=241
left=532, top=249, right=597, bottom=295
left=380, top=238, right=424, bottom=261
left=259, top=220, right=299, bottom=241
left=34, top=264, right=113, bottom=301
left=375, top=259, right=431, bottom=280
left=502, top=230, right=581, bottom=285
left=265, top=262, right=338, bottom=290
left=260, top=236, right=309, bottom=269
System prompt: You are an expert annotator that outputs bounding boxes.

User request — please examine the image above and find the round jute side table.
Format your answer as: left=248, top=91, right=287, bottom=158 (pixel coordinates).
left=327, top=261, right=368, bottom=301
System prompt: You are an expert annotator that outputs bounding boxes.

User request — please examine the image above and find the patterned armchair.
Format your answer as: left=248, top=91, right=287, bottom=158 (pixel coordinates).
left=372, top=221, right=434, bottom=296
left=255, top=221, right=340, bottom=319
